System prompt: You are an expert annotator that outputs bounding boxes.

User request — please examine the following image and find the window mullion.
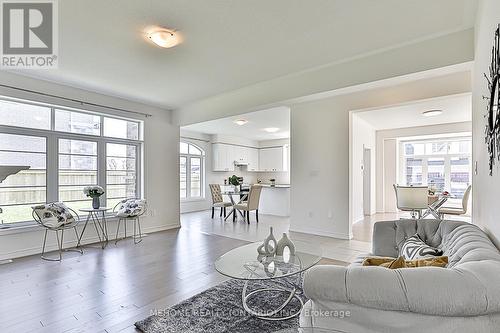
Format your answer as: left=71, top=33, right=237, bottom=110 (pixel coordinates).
left=47, top=134, right=58, bottom=203
left=186, top=156, right=191, bottom=198
left=98, top=139, right=107, bottom=206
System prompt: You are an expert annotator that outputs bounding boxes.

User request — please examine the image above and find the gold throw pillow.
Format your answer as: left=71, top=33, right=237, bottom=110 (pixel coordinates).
left=362, top=256, right=448, bottom=269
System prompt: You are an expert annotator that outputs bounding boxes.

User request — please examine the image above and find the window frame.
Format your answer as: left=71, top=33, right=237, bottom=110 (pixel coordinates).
left=179, top=142, right=205, bottom=201
left=0, top=96, right=143, bottom=226
left=398, top=137, right=472, bottom=196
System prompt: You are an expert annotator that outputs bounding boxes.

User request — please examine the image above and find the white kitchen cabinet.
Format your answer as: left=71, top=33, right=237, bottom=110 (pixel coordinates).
left=212, top=143, right=235, bottom=172
left=259, top=147, right=284, bottom=172
left=247, top=148, right=259, bottom=171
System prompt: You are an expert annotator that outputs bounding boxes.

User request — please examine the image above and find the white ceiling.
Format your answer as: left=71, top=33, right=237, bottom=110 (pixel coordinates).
left=355, top=94, right=472, bottom=130
left=183, top=107, right=290, bottom=141
left=13, top=0, right=477, bottom=109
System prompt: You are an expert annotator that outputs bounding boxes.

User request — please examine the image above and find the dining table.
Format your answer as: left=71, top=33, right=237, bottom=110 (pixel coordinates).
left=221, top=190, right=248, bottom=221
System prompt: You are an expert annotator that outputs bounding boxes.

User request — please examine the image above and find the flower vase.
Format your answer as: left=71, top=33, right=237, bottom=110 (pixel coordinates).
left=276, top=233, right=296, bottom=256
left=92, top=196, right=100, bottom=209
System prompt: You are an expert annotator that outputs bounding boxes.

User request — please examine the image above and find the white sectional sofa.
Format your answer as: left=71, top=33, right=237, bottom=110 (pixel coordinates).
left=300, top=219, right=500, bottom=333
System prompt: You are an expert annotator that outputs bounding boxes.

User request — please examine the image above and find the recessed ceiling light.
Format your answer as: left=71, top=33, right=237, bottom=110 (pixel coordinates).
left=422, top=110, right=443, bottom=117
left=146, top=28, right=180, bottom=48
left=263, top=127, right=280, bottom=133
left=234, top=119, right=248, bottom=126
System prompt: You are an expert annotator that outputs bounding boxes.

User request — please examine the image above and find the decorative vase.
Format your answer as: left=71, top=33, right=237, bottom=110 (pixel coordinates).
left=276, top=233, right=296, bottom=256
left=263, top=227, right=277, bottom=255
left=92, top=196, right=100, bottom=209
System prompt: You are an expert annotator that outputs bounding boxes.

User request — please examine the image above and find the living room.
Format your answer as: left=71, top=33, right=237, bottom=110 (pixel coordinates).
left=0, top=1, right=499, bottom=332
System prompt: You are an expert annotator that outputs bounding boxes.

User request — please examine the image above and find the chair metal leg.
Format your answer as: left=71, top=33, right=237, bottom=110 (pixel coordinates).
left=220, top=207, right=223, bottom=217
left=134, top=217, right=143, bottom=244
left=247, top=211, right=250, bottom=224
left=41, top=229, right=63, bottom=262
left=256, top=209, right=259, bottom=223
left=212, top=207, right=215, bottom=218
left=233, top=209, right=236, bottom=222
left=115, top=218, right=122, bottom=245
left=224, top=207, right=226, bottom=217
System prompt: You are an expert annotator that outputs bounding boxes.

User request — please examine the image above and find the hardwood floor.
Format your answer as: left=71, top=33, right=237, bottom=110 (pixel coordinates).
left=0, top=228, right=249, bottom=333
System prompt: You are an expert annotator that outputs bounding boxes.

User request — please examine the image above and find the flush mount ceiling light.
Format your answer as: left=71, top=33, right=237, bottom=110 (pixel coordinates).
left=146, top=28, right=180, bottom=48
left=263, top=127, right=280, bottom=133
left=422, top=110, right=443, bottom=117
left=234, top=119, right=248, bottom=126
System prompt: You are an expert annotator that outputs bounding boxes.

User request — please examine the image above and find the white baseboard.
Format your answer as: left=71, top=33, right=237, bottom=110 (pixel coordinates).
left=289, top=225, right=352, bottom=240
left=0, top=222, right=180, bottom=261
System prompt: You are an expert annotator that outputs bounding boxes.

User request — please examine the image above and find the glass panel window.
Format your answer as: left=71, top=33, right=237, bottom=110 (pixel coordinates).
left=404, top=142, right=424, bottom=156
left=58, top=139, right=98, bottom=213
left=106, top=143, right=137, bottom=209
left=104, top=117, right=139, bottom=140
left=55, top=109, right=101, bottom=135
left=190, top=157, right=201, bottom=197
left=450, top=157, right=470, bottom=198
left=405, top=158, right=423, bottom=186
left=0, top=99, right=51, bottom=130
left=427, top=158, right=445, bottom=192
left=0, top=133, right=46, bottom=223
left=180, top=156, right=187, bottom=199
left=179, top=142, right=204, bottom=199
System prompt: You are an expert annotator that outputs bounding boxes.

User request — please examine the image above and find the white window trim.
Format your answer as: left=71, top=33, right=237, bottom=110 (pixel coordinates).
left=0, top=98, right=144, bottom=228
left=398, top=137, right=472, bottom=195
left=180, top=142, right=205, bottom=201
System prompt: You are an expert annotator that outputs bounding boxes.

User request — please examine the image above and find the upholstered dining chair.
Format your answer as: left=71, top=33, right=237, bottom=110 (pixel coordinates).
left=32, top=202, right=82, bottom=261
left=113, top=198, right=147, bottom=244
left=209, top=184, right=232, bottom=218
left=393, top=184, right=429, bottom=219
left=233, top=184, right=263, bottom=224
left=439, top=185, right=472, bottom=219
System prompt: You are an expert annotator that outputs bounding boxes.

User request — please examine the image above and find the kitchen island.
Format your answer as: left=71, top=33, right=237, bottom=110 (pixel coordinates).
left=258, top=184, right=290, bottom=217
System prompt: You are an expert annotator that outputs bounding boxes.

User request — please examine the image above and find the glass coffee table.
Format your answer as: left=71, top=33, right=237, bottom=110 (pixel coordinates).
left=215, top=240, right=322, bottom=321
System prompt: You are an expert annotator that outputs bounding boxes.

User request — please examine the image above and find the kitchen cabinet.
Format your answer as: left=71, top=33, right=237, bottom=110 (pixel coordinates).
left=212, top=143, right=234, bottom=172
left=247, top=148, right=259, bottom=171
left=259, top=147, right=284, bottom=172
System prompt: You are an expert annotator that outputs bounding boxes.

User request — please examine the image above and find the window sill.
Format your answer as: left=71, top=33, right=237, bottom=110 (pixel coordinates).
left=181, top=198, right=206, bottom=203
left=0, top=214, right=121, bottom=236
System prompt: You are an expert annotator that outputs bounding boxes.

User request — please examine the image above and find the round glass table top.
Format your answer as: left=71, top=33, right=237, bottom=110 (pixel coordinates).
left=215, top=240, right=322, bottom=280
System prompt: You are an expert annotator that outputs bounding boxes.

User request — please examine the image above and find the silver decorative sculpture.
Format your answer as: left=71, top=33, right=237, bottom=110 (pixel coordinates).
left=257, top=227, right=277, bottom=255
left=276, top=232, right=296, bottom=256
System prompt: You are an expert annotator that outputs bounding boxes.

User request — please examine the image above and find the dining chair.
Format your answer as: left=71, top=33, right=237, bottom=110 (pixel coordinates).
left=113, top=198, right=147, bottom=244
left=32, top=202, right=83, bottom=261
left=233, top=184, right=263, bottom=224
left=209, top=184, right=232, bottom=218
left=393, top=184, right=428, bottom=219
left=439, top=185, right=472, bottom=219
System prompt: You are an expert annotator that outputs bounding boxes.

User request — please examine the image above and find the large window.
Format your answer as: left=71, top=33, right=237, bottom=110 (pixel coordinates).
left=400, top=137, right=471, bottom=199
left=179, top=142, right=204, bottom=200
left=0, top=97, right=143, bottom=225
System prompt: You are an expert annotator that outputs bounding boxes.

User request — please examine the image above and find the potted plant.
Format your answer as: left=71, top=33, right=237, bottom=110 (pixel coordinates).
left=83, top=185, right=105, bottom=209
left=228, top=175, right=240, bottom=192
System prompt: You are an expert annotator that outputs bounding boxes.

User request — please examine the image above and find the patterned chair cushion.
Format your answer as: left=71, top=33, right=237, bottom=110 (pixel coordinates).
left=116, top=199, right=147, bottom=218
left=32, top=202, right=75, bottom=228
left=209, top=184, right=223, bottom=204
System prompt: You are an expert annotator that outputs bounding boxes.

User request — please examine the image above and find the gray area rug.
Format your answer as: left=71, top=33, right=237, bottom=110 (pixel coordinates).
left=135, top=277, right=305, bottom=333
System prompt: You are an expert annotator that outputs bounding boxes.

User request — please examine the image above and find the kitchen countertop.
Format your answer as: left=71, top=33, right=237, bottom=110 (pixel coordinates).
left=258, top=184, right=290, bottom=188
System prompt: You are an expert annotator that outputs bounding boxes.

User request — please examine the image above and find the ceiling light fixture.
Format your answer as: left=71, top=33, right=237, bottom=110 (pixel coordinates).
left=234, top=119, right=248, bottom=126
left=263, top=127, right=280, bottom=133
left=146, top=28, right=180, bottom=48
left=422, top=110, right=443, bottom=117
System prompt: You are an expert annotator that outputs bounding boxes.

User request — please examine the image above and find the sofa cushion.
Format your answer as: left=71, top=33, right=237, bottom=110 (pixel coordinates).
left=400, top=234, right=443, bottom=260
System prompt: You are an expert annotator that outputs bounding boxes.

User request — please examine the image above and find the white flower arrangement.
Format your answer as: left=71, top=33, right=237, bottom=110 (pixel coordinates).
left=83, top=185, right=105, bottom=198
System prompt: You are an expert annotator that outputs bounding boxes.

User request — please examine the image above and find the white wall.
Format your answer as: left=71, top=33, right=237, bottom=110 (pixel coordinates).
left=290, top=72, right=471, bottom=240
left=351, top=114, right=376, bottom=222
left=0, top=72, right=180, bottom=260
left=375, top=122, right=472, bottom=213
left=472, top=0, right=500, bottom=246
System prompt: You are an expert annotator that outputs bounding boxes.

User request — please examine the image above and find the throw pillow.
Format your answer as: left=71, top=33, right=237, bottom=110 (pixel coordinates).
left=400, top=234, right=443, bottom=260
left=362, top=256, right=449, bottom=269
